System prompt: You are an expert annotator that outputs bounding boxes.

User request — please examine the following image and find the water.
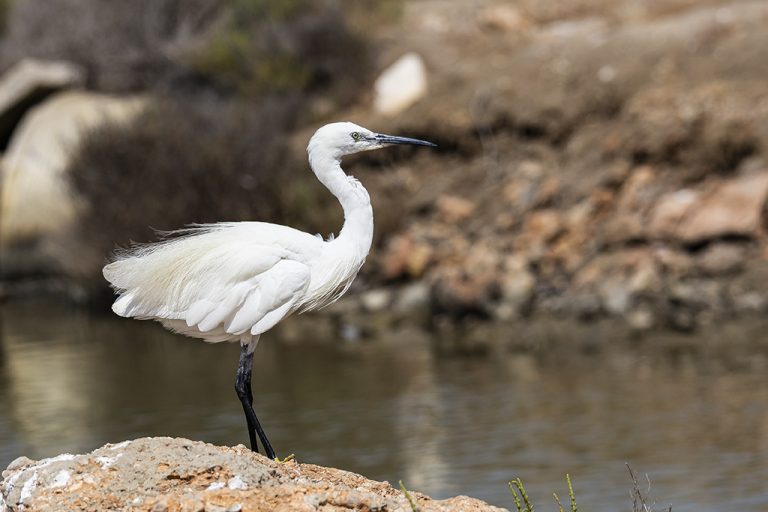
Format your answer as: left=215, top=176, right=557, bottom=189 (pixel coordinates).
left=1, top=299, right=768, bottom=511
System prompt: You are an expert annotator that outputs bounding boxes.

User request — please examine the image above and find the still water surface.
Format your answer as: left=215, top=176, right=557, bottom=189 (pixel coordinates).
left=1, top=299, right=768, bottom=511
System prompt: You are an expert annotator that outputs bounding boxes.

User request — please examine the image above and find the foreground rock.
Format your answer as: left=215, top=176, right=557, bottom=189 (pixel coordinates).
left=0, top=437, right=505, bottom=512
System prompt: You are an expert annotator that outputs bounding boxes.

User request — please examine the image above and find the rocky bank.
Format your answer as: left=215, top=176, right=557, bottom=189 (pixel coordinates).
left=2, top=0, right=768, bottom=346
left=316, top=0, right=768, bottom=339
left=0, top=437, right=504, bottom=512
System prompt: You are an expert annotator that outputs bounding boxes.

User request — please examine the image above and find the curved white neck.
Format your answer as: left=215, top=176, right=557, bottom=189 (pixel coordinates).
left=307, top=144, right=374, bottom=257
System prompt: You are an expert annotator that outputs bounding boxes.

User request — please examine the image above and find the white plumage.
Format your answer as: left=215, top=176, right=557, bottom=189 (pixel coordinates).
left=102, top=121, right=436, bottom=458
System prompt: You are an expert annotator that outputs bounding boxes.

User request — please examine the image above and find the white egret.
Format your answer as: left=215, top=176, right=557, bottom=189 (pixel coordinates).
left=103, top=122, right=436, bottom=459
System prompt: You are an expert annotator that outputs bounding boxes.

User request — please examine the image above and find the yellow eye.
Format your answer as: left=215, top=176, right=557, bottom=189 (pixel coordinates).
left=351, top=132, right=362, bottom=141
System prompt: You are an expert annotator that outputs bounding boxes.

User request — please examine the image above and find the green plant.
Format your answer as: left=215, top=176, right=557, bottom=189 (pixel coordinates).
left=399, top=480, right=420, bottom=512
left=509, top=470, right=670, bottom=512
left=509, top=478, right=535, bottom=512
left=552, top=474, right=578, bottom=512
left=188, top=0, right=367, bottom=99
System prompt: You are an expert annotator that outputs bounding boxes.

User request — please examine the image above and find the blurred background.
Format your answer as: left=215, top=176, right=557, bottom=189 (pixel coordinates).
left=1, top=0, right=768, bottom=510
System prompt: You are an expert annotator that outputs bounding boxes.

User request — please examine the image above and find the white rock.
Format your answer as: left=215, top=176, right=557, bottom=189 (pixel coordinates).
left=0, top=91, right=145, bottom=246
left=50, top=470, right=71, bottom=488
left=19, top=472, right=38, bottom=506
left=373, top=53, right=427, bottom=116
left=0, top=59, right=84, bottom=143
left=95, top=454, right=122, bottom=468
left=227, top=475, right=247, bottom=490
left=360, top=289, right=392, bottom=312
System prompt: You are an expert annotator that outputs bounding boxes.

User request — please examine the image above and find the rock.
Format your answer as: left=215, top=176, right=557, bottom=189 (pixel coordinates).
left=381, top=233, right=433, bottom=279
left=678, top=173, right=768, bottom=243
left=0, top=59, right=84, bottom=147
left=495, top=255, right=534, bottom=319
left=601, top=214, right=645, bottom=245
left=0, top=91, right=145, bottom=274
left=360, top=288, right=392, bottom=313
left=477, top=5, right=530, bottom=33
left=436, top=194, right=476, bottom=223
left=647, top=189, right=700, bottom=239
left=373, top=53, right=427, bottom=116
left=695, top=243, right=745, bottom=276
left=653, top=247, right=694, bottom=278
left=626, top=307, right=655, bottom=332
left=431, top=244, right=500, bottom=316
left=393, top=282, right=431, bottom=314
left=669, top=280, right=723, bottom=309
left=532, top=177, right=561, bottom=208
left=0, top=438, right=504, bottom=512
left=574, top=249, right=661, bottom=316
left=602, top=166, right=657, bottom=244
left=523, top=210, right=563, bottom=243
left=517, top=209, right=564, bottom=261
left=648, top=173, right=768, bottom=243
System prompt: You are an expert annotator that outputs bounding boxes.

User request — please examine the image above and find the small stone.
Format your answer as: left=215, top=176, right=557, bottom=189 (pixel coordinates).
left=227, top=476, right=247, bottom=490
left=497, top=259, right=535, bottom=318
left=696, top=243, right=745, bottom=276
left=601, top=214, right=645, bottom=245
left=647, top=189, right=699, bottom=239
left=360, top=289, right=392, bottom=313
left=406, top=243, right=433, bottom=278
left=373, top=53, right=427, bottom=116
left=522, top=209, right=563, bottom=243
left=478, top=5, right=530, bottom=32
left=436, top=195, right=476, bottom=223
left=626, top=307, right=655, bottom=331
left=381, top=235, right=433, bottom=279
left=393, top=283, right=430, bottom=314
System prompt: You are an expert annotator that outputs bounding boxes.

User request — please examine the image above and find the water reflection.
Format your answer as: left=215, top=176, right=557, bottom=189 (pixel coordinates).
left=1, top=299, right=768, bottom=512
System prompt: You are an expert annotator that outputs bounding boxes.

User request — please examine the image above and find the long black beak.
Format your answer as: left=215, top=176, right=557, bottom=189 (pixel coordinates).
left=373, top=133, right=437, bottom=147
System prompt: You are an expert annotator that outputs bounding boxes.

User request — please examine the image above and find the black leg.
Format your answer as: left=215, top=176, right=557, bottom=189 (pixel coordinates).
left=235, top=342, right=276, bottom=459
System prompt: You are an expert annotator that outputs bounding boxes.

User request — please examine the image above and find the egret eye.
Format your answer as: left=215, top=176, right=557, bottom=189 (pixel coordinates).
left=351, top=132, right=362, bottom=142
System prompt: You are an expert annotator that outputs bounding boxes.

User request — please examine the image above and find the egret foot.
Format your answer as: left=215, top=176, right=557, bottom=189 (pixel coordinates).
left=275, top=454, right=296, bottom=463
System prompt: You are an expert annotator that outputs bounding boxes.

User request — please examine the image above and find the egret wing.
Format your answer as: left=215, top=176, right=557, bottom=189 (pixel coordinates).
left=105, top=223, right=319, bottom=339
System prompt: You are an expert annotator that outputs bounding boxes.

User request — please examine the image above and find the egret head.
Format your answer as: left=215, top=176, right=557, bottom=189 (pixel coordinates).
left=308, top=121, right=436, bottom=158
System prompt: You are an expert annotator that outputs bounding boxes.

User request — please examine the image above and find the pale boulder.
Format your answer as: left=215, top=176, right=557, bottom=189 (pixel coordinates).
left=0, top=59, right=84, bottom=145
left=0, top=91, right=145, bottom=247
left=373, top=53, right=427, bottom=116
